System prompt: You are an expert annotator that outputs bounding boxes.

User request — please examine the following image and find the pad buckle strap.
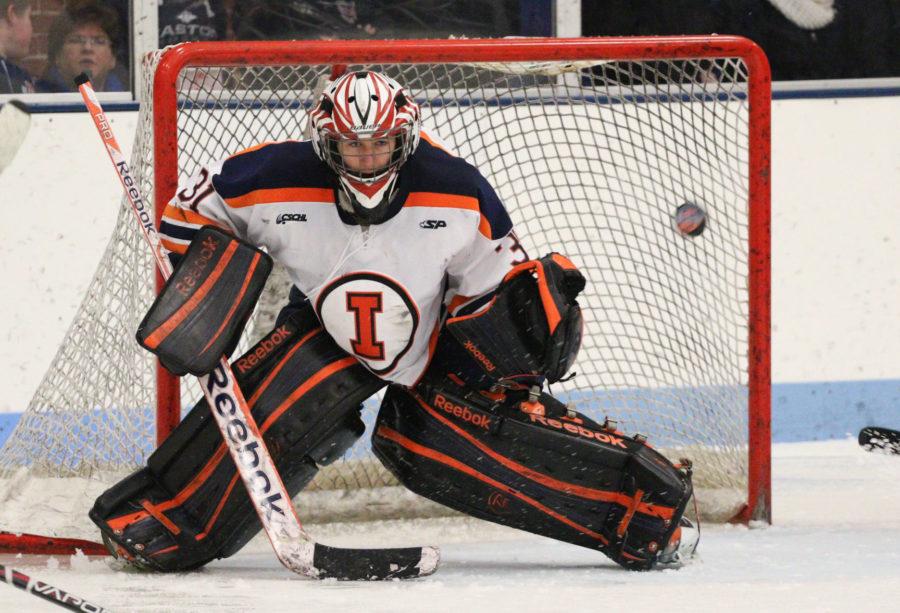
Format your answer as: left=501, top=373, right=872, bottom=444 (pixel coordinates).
left=518, top=384, right=545, bottom=416
left=140, top=499, right=182, bottom=536
left=616, top=488, right=645, bottom=538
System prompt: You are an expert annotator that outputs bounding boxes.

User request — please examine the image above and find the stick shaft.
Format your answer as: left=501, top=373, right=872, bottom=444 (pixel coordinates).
left=76, top=77, right=315, bottom=576
left=0, top=564, right=109, bottom=612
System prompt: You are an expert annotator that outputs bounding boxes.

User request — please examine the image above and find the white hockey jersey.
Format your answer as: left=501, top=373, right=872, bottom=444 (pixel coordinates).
left=159, top=133, right=527, bottom=386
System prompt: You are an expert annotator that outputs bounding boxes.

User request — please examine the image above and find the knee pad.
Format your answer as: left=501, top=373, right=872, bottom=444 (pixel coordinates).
left=90, top=308, right=384, bottom=571
left=372, top=382, right=693, bottom=570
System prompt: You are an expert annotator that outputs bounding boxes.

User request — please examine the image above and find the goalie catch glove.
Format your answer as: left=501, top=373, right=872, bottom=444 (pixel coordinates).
left=136, top=226, right=272, bottom=376
left=445, top=253, right=585, bottom=386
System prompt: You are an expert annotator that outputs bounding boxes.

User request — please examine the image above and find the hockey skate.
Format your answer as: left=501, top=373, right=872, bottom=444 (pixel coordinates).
left=100, top=533, right=155, bottom=572
left=655, top=517, right=700, bottom=569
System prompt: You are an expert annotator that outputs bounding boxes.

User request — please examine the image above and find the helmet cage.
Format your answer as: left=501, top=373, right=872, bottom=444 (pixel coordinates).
left=307, top=71, right=421, bottom=220
left=319, top=123, right=415, bottom=185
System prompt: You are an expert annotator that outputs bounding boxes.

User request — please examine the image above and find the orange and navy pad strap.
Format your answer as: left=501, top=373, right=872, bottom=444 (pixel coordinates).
left=136, top=226, right=272, bottom=377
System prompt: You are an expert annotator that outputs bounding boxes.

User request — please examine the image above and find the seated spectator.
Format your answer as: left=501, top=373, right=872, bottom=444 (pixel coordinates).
left=36, top=1, right=126, bottom=93
left=0, top=0, right=34, bottom=94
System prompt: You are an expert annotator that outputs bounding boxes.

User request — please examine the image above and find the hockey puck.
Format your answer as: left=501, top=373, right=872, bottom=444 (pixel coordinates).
left=674, top=203, right=707, bottom=237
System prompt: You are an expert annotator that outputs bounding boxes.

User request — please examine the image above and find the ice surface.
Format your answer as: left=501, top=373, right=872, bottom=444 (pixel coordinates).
left=1, top=439, right=899, bottom=612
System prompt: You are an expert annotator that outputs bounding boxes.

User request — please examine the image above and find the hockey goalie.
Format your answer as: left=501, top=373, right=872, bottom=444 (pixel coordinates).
left=90, top=70, right=699, bottom=573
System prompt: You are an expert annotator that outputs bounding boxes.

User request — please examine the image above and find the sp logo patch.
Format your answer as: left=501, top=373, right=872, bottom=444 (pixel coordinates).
left=419, top=219, right=447, bottom=229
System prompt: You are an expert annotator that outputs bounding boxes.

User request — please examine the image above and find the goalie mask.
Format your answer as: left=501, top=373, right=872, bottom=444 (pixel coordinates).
left=309, top=71, right=421, bottom=224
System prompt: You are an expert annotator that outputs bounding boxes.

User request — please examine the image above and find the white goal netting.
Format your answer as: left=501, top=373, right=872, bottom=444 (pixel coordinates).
left=0, top=39, right=769, bottom=545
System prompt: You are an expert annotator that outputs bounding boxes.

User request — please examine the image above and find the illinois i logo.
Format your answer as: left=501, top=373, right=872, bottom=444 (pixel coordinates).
left=315, top=272, right=419, bottom=375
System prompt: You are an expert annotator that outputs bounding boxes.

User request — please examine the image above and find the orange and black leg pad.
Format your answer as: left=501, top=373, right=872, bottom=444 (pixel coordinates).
left=372, top=381, right=693, bottom=570
left=90, top=306, right=384, bottom=571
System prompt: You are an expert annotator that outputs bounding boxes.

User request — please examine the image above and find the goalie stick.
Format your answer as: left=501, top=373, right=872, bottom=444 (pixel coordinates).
left=858, top=426, right=900, bottom=456
left=1, top=564, right=109, bottom=612
left=75, top=74, right=439, bottom=580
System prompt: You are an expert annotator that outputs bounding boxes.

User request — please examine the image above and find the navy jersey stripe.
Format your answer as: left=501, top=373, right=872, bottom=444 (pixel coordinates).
left=159, top=220, right=198, bottom=242
left=213, top=141, right=333, bottom=200
left=475, top=174, right=513, bottom=240
left=406, top=139, right=513, bottom=240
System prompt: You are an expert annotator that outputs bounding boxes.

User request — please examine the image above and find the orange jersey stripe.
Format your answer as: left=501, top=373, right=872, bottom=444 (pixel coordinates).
left=225, top=139, right=303, bottom=162
left=161, top=237, right=188, bottom=255
left=404, top=192, right=491, bottom=238
left=224, top=187, right=334, bottom=208
left=162, top=203, right=220, bottom=228
left=419, top=131, right=454, bottom=155
left=477, top=215, right=491, bottom=238
left=226, top=141, right=278, bottom=159
left=404, top=191, right=478, bottom=212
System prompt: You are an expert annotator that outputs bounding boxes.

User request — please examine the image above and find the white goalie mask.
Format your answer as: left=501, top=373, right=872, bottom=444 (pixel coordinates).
left=308, top=71, right=421, bottom=224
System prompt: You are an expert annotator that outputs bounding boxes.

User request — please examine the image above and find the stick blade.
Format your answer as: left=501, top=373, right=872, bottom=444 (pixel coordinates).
left=311, top=543, right=440, bottom=580
left=859, top=426, right=900, bottom=455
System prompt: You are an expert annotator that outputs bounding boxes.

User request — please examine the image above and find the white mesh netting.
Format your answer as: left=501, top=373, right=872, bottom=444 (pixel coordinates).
left=1, top=41, right=765, bottom=543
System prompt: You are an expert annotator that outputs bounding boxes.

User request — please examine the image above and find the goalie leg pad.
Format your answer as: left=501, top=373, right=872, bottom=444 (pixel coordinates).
left=372, top=382, right=693, bottom=570
left=91, top=308, right=384, bottom=571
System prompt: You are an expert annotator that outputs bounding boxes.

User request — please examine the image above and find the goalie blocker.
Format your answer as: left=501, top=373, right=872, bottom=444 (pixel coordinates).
left=136, top=226, right=273, bottom=376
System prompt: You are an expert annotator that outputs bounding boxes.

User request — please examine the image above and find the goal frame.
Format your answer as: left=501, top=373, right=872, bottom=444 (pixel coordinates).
left=151, top=36, right=771, bottom=524
left=0, top=36, right=771, bottom=557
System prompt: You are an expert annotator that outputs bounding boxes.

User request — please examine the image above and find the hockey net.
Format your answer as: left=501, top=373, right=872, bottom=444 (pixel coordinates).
left=0, top=37, right=770, bottom=550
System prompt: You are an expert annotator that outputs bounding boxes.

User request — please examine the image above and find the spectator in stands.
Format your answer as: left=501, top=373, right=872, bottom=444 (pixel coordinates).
left=0, top=0, right=34, bottom=94
left=36, top=0, right=126, bottom=93
left=158, top=0, right=230, bottom=47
